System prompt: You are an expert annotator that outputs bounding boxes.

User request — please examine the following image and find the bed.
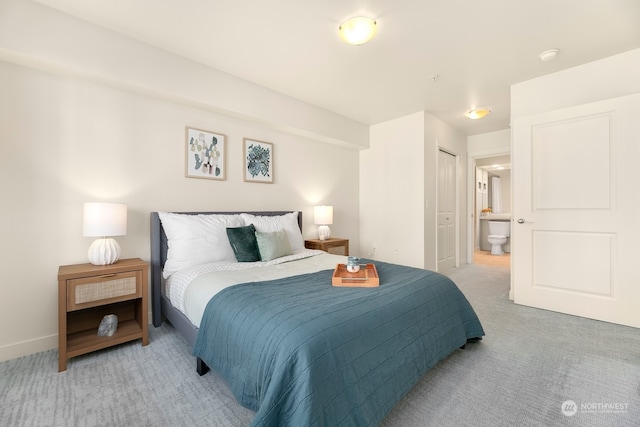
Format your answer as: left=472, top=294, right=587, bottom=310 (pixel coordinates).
left=150, top=210, right=484, bottom=427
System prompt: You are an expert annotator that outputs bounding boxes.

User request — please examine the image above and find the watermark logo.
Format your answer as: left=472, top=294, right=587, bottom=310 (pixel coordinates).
left=562, top=400, right=629, bottom=416
left=561, top=400, right=578, bottom=417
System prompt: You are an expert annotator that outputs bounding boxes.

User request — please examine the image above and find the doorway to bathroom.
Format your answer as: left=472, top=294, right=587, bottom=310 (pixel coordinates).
left=467, top=152, right=511, bottom=269
left=475, top=156, right=511, bottom=258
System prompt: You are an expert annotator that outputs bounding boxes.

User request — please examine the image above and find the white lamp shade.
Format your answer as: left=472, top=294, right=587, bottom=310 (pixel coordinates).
left=314, top=206, right=333, bottom=225
left=83, top=202, right=127, bottom=237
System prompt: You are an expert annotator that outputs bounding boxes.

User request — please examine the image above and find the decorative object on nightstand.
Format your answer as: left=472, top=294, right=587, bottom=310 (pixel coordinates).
left=314, top=205, right=333, bottom=241
left=83, top=202, right=127, bottom=265
left=97, top=314, right=118, bottom=337
left=305, top=237, right=349, bottom=256
left=57, top=258, right=148, bottom=372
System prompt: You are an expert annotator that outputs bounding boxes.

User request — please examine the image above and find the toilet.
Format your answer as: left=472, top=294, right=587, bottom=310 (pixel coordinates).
left=487, top=221, right=511, bottom=255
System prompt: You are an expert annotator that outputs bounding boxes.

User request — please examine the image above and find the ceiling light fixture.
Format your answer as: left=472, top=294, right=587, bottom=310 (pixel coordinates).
left=465, top=108, right=491, bottom=120
left=339, top=17, right=377, bottom=45
left=539, top=48, right=559, bottom=62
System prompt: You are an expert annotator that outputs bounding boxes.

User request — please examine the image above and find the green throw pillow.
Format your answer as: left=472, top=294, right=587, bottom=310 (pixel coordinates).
left=255, top=229, right=292, bottom=261
left=226, top=224, right=261, bottom=262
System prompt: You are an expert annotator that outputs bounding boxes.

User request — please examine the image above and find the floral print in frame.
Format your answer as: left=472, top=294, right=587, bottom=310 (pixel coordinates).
left=243, top=138, right=273, bottom=183
left=185, top=127, right=226, bottom=180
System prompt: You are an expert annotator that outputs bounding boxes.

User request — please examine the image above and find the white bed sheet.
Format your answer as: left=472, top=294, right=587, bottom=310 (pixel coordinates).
left=165, top=250, right=346, bottom=327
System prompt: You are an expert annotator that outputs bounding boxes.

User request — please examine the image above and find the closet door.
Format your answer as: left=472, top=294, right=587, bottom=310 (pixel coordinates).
left=437, top=150, right=456, bottom=272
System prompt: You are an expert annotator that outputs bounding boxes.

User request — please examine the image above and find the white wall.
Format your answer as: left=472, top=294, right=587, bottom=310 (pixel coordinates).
left=466, top=129, right=511, bottom=259
left=512, top=48, right=640, bottom=118
left=0, top=0, right=366, bottom=361
left=359, top=112, right=467, bottom=270
left=360, top=113, right=425, bottom=267
left=0, top=60, right=361, bottom=361
left=0, top=0, right=368, bottom=149
left=468, top=129, right=511, bottom=156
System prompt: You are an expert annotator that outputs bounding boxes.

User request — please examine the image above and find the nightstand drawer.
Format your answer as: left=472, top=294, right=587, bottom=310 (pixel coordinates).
left=67, top=270, right=141, bottom=311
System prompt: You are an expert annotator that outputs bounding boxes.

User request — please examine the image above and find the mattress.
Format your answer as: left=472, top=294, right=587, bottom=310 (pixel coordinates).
left=165, top=250, right=344, bottom=327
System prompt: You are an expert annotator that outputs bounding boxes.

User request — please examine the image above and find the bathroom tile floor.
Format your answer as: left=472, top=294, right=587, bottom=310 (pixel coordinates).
left=474, top=250, right=510, bottom=269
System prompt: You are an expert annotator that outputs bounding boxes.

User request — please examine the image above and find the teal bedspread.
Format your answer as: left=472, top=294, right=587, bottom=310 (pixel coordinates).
left=193, top=260, right=484, bottom=426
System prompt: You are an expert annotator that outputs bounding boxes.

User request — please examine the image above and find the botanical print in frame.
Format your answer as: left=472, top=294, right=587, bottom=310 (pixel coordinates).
left=185, top=127, right=226, bottom=180
left=243, top=138, right=274, bottom=183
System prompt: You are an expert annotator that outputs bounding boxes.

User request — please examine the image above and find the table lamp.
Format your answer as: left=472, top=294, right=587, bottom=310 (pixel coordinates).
left=83, top=202, right=127, bottom=265
left=314, top=205, right=333, bottom=241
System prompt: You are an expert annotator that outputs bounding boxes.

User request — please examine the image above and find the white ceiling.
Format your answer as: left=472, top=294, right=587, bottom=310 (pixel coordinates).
left=34, top=0, right=640, bottom=136
left=476, top=155, right=511, bottom=172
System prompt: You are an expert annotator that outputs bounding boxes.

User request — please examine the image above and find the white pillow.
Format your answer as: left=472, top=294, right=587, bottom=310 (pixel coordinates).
left=240, top=212, right=304, bottom=252
left=158, top=212, right=244, bottom=278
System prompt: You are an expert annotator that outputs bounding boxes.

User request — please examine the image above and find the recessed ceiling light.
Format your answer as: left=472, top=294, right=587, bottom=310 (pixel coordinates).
left=339, top=17, right=377, bottom=45
left=465, top=108, right=491, bottom=120
left=539, top=49, right=559, bottom=62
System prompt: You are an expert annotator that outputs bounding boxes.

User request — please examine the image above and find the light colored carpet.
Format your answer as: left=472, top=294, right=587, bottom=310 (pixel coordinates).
left=1, top=263, right=638, bottom=426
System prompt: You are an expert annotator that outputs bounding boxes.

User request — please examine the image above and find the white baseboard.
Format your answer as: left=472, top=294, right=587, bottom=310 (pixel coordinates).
left=0, top=334, right=58, bottom=363
left=1, top=314, right=155, bottom=363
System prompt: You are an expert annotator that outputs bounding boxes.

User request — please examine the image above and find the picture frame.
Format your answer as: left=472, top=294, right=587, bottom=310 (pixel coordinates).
left=185, top=127, right=226, bottom=180
left=243, top=138, right=274, bottom=183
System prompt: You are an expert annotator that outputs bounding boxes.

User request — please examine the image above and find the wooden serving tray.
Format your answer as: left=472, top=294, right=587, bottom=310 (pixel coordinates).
left=332, top=263, right=379, bottom=287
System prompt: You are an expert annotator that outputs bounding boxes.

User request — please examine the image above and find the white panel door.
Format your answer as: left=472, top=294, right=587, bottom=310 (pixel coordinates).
left=437, top=150, right=456, bottom=272
left=512, top=93, right=640, bottom=328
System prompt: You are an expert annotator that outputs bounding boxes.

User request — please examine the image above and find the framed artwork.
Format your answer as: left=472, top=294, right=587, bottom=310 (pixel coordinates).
left=185, top=127, right=226, bottom=180
left=243, top=138, right=274, bottom=183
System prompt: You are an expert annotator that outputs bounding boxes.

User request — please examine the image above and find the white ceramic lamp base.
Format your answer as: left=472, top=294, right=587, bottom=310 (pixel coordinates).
left=88, top=237, right=121, bottom=265
left=318, top=225, right=331, bottom=241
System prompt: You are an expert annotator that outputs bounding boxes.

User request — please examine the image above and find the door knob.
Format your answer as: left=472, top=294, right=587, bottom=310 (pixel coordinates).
left=517, top=218, right=525, bottom=224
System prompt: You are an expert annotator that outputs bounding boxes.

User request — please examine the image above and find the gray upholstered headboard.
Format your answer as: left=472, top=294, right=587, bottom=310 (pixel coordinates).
left=149, top=211, right=302, bottom=327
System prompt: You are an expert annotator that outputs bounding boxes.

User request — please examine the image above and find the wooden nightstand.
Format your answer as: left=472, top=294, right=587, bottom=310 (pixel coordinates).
left=305, top=238, right=349, bottom=256
left=57, top=258, right=149, bottom=371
